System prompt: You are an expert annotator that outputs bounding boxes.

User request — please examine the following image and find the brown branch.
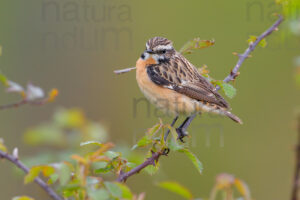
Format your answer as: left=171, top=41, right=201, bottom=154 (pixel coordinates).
left=116, top=15, right=284, bottom=183
left=221, top=14, right=284, bottom=85
left=0, top=150, right=63, bottom=200
left=292, top=114, right=300, bottom=200
left=0, top=98, right=50, bottom=110
left=117, top=151, right=163, bottom=182
left=114, top=67, right=136, bottom=75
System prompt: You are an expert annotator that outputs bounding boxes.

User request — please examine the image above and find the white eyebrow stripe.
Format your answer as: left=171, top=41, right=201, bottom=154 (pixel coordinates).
left=146, top=43, right=150, bottom=50
left=155, top=44, right=173, bottom=51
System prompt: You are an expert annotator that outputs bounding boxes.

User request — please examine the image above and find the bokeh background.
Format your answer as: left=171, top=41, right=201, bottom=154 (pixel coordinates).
left=0, top=0, right=299, bottom=199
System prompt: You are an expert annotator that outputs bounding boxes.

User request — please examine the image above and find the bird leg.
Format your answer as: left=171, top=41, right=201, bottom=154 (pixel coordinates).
left=164, top=115, right=179, bottom=141
left=176, top=114, right=197, bottom=142
left=163, top=115, right=179, bottom=155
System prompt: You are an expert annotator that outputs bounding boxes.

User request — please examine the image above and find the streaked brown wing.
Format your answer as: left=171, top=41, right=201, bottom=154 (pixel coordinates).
left=146, top=53, right=229, bottom=109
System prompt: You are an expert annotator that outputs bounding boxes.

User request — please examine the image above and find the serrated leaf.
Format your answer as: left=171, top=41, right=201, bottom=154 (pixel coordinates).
left=132, top=135, right=152, bottom=150
left=104, top=182, right=123, bottom=198
left=222, top=83, right=237, bottom=99
left=12, top=196, right=35, bottom=200
left=168, top=137, right=184, bottom=151
left=179, top=149, right=203, bottom=174
left=24, top=166, right=42, bottom=184
left=157, top=181, right=193, bottom=200
left=180, top=38, right=215, bottom=54
left=148, top=123, right=162, bottom=135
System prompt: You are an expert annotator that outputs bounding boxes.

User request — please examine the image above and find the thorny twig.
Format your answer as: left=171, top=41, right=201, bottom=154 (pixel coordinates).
left=0, top=150, right=63, bottom=200
left=0, top=98, right=51, bottom=110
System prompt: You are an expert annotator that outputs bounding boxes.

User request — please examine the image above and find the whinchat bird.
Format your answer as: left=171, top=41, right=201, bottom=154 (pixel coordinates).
left=135, top=37, right=242, bottom=139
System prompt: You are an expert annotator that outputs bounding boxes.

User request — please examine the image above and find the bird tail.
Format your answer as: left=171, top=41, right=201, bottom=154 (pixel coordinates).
left=224, top=111, right=243, bottom=124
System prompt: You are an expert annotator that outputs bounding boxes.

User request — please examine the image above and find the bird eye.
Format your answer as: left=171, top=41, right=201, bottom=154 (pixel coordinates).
left=161, top=50, right=166, bottom=54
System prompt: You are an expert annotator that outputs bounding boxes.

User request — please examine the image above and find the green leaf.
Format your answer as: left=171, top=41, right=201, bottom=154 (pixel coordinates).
left=145, top=163, right=159, bottom=175
left=259, top=38, right=267, bottom=48
left=0, top=138, right=7, bottom=152
left=148, top=123, right=162, bottom=135
left=59, top=163, right=71, bottom=186
left=222, top=83, right=237, bottom=99
left=0, top=72, right=8, bottom=86
left=104, top=182, right=123, bottom=198
left=88, top=189, right=110, bottom=200
left=247, top=35, right=267, bottom=48
left=132, top=135, right=152, bottom=150
left=80, top=141, right=102, bottom=147
left=132, top=123, right=162, bottom=150
left=180, top=38, right=215, bottom=54
left=168, top=137, right=184, bottom=151
left=24, top=165, right=55, bottom=184
left=115, top=182, right=133, bottom=199
left=12, top=196, right=35, bottom=200
left=24, top=166, right=42, bottom=184
left=41, top=166, right=55, bottom=177
left=179, top=149, right=203, bottom=174
left=94, top=164, right=113, bottom=174
left=157, top=181, right=193, bottom=200
left=48, top=173, right=59, bottom=185
left=104, top=151, right=120, bottom=159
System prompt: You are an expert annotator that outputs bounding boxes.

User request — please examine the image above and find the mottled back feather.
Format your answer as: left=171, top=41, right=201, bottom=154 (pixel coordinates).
left=146, top=52, right=230, bottom=109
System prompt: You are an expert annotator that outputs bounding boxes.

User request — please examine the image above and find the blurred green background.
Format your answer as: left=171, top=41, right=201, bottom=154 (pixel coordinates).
left=0, top=0, right=299, bottom=199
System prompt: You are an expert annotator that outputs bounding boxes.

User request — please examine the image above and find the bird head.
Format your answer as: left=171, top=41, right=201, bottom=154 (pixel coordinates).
left=141, top=37, right=175, bottom=64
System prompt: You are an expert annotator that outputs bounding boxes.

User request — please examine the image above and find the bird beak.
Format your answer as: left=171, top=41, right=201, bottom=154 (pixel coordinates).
left=146, top=49, right=154, bottom=54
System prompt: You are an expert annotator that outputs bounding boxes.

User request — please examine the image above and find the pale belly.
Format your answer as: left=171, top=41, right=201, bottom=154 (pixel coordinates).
left=135, top=58, right=213, bottom=116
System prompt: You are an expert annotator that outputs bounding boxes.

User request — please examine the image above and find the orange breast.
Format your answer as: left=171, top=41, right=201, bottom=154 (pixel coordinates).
left=135, top=58, right=200, bottom=115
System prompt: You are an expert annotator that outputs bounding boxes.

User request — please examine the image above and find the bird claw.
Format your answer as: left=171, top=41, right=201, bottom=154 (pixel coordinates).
left=176, top=128, right=188, bottom=143
left=162, top=148, right=170, bottom=155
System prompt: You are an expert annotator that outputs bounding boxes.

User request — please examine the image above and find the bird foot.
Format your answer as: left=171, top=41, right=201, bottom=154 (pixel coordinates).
left=176, top=128, right=188, bottom=143
left=162, top=148, right=170, bottom=155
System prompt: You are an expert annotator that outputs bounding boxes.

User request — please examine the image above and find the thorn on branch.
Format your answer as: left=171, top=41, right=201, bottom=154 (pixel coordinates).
left=230, top=70, right=240, bottom=81
left=232, top=52, right=241, bottom=58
